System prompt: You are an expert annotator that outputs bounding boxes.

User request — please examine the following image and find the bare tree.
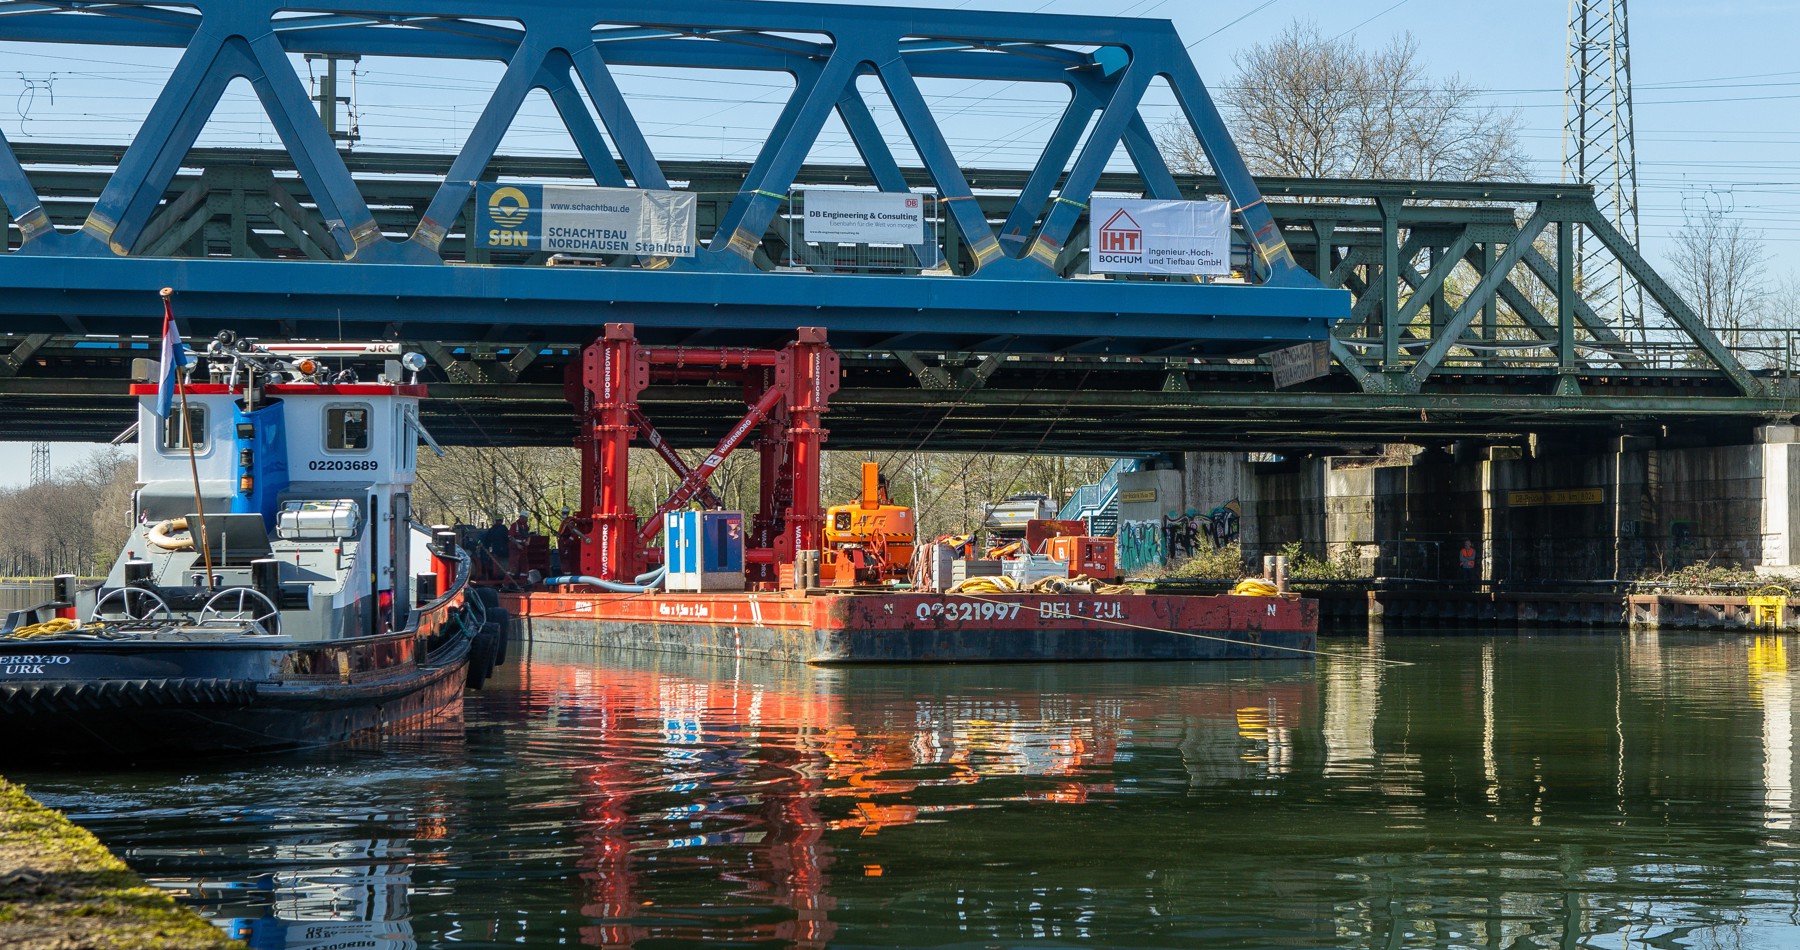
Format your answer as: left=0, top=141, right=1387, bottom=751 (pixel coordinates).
left=1665, top=211, right=1771, bottom=354
left=0, top=449, right=134, bottom=577
left=1164, top=21, right=1528, bottom=181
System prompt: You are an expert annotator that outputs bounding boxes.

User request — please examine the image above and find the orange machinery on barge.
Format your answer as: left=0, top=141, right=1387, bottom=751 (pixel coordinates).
left=500, top=324, right=1316, bottom=665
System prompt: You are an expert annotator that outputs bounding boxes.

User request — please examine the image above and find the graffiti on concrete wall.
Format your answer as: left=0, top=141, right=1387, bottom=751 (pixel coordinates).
left=1162, top=500, right=1241, bottom=556
left=1119, top=500, right=1244, bottom=575
left=1118, top=520, right=1166, bottom=574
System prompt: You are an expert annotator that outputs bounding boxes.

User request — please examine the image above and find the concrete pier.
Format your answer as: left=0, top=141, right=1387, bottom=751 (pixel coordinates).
left=0, top=778, right=240, bottom=949
left=1117, top=426, right=1800, bottom=584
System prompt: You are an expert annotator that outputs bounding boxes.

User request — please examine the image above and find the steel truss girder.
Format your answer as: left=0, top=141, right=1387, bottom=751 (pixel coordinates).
left=0, top=0, right=1336, bottom=353
left=1305, top=195, right=1757, bottom=396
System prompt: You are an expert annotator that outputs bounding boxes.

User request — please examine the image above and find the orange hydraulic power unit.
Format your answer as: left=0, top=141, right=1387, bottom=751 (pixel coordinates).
left=1043, top=535, right=1118, bottom=581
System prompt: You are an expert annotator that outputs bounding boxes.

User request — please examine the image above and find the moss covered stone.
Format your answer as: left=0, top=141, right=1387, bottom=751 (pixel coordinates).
left=0, top=778, right=243, bottom=950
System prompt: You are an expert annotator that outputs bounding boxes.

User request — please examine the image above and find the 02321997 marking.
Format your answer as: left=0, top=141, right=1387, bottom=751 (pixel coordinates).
left=916, top=600, right=1022, bottom=623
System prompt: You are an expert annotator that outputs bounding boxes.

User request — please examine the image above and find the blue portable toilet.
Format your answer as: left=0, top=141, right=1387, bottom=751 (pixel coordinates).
left=664, top=510, right=746, bottom=592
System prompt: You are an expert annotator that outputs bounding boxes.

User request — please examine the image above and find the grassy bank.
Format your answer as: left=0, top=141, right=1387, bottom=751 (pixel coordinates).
left=0, top=778, right=241, bottom=950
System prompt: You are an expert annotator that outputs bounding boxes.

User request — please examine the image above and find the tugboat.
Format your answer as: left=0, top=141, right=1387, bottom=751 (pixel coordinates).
left=0, top=325, right=500, bottom=761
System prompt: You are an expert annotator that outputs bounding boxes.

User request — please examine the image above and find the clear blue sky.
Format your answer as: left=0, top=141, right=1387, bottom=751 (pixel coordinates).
left=4, top=0, right=1798, bottom=482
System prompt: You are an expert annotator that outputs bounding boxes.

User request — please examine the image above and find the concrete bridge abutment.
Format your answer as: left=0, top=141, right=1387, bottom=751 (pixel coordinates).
left=1120, top=432, right=1800, bottom=583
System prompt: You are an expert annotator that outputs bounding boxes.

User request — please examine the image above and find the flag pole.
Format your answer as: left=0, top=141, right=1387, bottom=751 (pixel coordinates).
left=164, top=287, right=215, bottom=590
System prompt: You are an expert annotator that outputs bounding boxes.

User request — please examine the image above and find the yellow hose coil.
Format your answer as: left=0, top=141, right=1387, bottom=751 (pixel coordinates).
left=945, top=574, right=1134, bottom=596
left=7, top=617, right=81, bottom=639
left=1230, top=578, right=1280, bottom=597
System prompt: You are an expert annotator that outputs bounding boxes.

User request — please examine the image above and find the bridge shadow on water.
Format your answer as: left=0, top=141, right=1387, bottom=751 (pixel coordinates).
left=16, top=629, right=1800, bottom=948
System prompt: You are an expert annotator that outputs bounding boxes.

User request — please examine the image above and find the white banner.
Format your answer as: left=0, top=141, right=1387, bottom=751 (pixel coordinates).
left=1089, top=198, right=1232, bottom=276
left=802, top=189, right=925, bottom=244
left=540, top=184, right=697, bottom=256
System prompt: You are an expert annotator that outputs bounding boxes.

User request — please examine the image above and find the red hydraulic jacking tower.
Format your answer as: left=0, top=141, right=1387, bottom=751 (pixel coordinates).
left=567, top=323, right=838, bottom=587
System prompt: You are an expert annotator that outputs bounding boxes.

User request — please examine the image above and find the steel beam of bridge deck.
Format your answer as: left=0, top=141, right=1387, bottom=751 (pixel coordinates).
left=0, top=0, right=1344, bottom=355
left=0, top=256, right=1341, bottom=353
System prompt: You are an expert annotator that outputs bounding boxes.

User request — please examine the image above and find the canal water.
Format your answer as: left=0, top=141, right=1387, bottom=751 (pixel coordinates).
left=17, top=631, right=1800, bottom=948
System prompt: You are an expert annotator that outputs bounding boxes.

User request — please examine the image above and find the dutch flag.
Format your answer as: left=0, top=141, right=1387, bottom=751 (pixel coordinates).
left=154, top=289, right=188, bottom=418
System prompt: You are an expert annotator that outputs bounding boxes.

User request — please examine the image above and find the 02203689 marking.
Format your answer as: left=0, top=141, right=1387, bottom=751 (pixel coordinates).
left=915, top=601, right=1022, bottom=622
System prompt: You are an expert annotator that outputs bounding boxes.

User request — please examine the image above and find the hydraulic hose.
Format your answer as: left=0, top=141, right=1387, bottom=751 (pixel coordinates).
left=541, top=567, right=667, bottom=593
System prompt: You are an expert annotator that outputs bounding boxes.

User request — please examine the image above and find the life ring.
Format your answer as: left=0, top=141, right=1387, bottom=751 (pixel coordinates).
left=147, top=517, right=194, bottom=551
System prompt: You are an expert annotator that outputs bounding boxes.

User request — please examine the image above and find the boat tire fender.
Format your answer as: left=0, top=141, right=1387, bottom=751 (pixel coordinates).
left=146, top=517, right=194, bottom=551
left=467, top=621, right=500, bottom=689
left=487, top=607, right=509, bottom=666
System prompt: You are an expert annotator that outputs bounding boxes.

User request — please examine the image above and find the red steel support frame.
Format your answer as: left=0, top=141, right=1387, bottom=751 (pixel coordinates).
left=572, top=325, right=834, bottom=585
left=781, top=328, right=838, bottom=565
left=576, top=323, right=650, bottom=582
left=636, top=385, right=785, bottom=543
left=629, top=407, right=724, bottom=510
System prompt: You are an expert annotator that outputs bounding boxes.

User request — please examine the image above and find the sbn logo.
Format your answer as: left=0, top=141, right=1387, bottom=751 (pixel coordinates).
left=487, top=186, right=531, bottom=247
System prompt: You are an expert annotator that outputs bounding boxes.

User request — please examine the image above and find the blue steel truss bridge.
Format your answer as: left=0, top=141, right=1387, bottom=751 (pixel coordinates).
left=0, top=0, right=1789, bottom=453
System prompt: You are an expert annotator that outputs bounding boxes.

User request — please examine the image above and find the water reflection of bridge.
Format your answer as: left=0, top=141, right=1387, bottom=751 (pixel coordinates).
left=495, top=634, right=1800, bottom=949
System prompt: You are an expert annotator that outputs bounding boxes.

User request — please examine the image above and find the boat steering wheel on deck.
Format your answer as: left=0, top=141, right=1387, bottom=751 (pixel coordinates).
left=198, top=588, right=282, bottom=634
left=90, top=587, right=173, bottom=624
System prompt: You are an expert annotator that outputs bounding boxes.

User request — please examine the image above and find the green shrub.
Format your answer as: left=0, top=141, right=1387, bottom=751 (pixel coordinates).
left=1636, top=563, right=1788, bottom=595
left=1155, top=542, right=1245, bottom=580
left=1279, top=541, right=1367, bottom=581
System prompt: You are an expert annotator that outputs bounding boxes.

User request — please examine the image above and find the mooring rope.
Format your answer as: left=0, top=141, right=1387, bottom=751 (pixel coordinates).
left=949, top=592, right=1411, bottom=667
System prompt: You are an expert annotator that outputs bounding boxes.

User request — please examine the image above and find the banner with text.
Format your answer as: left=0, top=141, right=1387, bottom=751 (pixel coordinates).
left=1088, top=197, right=1232, bottom=276
left=476, top=183, right=697, bottom=256
left=802, top=189, right=926, bottom=244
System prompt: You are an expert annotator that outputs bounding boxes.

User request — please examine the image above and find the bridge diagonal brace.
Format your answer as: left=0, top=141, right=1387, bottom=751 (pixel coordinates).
left=1000, top=90, right=1097, bottom=259
left=242, top=31, right=394, bottom=262
left=873, top=57, right=1010, bottom=274
left=0, top=125, right=55, bottom=252
left=0, top=333, right=51, bottom=378
left=1329, top=337, right=1389, bottom=393
left=135, top=174, right=214, bottom=256
left=958, top=352, right=1005, bottom=390
left=265, top=181, right=335, bottom=260
left=1030, top=62, right=1154, bottom=275
left=1587, top=213, right=1760, bottom=395
left=1518, top=245, right=1644, bottom=366
left=1162, top=50, right=1307, bottom=286
left=537, top=52, right=629, bottom=188
left=710, top=52, right=861, bottom=265
left=568, top=44, right=671, bottom=189
left=894, top=350, right=957, bottom=390
left=1460, top=246, right=1559, bottom=343
left=1349, top=230, right=1429, bottom=336
left=834, top=78, right=934, bottom=269
left=409, top=38, right=549, bottom=257
left=79, top=28, right=245, bottom=256
left=1404, top=205, right=1553, bottom=389
left=1394, top=230, right=1476, bottom=329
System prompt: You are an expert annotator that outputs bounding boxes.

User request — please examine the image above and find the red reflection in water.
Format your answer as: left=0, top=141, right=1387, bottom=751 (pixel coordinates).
left=512, top=657, right=1313, bottom=948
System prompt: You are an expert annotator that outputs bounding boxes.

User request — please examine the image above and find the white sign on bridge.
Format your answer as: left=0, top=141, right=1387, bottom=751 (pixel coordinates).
left=802, top=189, right=926, bottom=244
left=1089, top=197, right=1232, bottom=276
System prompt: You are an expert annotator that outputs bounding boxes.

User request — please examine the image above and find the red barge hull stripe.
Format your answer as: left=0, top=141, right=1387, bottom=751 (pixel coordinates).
left=504, top=592, right=1319, bottom=665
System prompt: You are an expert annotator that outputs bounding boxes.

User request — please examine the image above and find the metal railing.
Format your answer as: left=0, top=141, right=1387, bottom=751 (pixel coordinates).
left=1058, top=458, right=1142, bottom=523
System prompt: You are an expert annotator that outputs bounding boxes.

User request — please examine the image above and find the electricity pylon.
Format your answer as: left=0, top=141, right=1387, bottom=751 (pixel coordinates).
left=1564, top=0, right=1643, bottom=343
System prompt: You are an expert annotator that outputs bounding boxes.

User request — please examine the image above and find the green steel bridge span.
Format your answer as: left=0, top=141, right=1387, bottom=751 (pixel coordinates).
left=3, top=144, right=1791, bottom=454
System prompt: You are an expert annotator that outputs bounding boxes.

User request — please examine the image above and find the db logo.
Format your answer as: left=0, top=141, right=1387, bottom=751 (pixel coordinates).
left=904, top=197, right=920, bottom=209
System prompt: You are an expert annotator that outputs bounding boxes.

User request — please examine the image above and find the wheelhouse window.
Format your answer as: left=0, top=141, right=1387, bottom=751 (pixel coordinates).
left=325, top=404, right=371, bottom=452
left=160, top=405, right=206, bottom=452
